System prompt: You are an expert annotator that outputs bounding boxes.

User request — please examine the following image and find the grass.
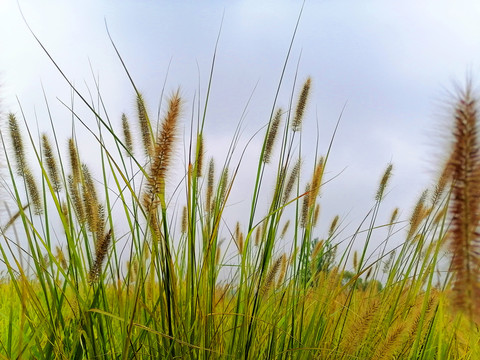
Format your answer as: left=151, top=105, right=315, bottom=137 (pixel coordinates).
left=1, top=20, right=480, bottom=360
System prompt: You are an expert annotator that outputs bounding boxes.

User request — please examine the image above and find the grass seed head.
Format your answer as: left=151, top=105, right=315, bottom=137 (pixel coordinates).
left=137, top=93, right=153, bottom=157
left=446, top=83, right=480, bottom=321
left=206, top=158, right=215, bottom=213
left=280, top=220, right=290, bottom=238
left=196, top=133, right=204, bottom=177
left=143, top=90, right=181, bottom=212
left=375, top=163, right=393, bottom=201
left=263, top=107, right=282, bottom=163
left=283, top=158, right=301, bottom=205
left=68, top=138, right=81, bottom=184
left=42, top=133, right=62, bottom=192
left=24, top=169, right=43, bottom=215
left=301, top=183, right=310, bottom=228
left=121, top=113, right=134, bottom=156
left=89, top=229, right=112, bottom=283
left=8, top=113, right=27, bottom=177
left=292, top=77, right=311, bottom=132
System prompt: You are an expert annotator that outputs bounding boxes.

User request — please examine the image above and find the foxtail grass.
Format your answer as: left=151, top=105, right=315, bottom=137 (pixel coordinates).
left=1, top=16, right=480, bottom=360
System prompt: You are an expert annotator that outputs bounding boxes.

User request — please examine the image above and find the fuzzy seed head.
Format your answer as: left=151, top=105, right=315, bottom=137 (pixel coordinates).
left=137, top=93, right=153, bottom=157
left=196, top=133, right=204, bottom=177
left=283, top=158, right=301, bottom=204
left=68, top=174, right=85, bottom=224
left=8, top=113, right=27, bottom=177
left=389, top=207, right=399, bottom=226
left=301, top=183, right=310, bottom=228
left=55, top=246, right=68, bottom=270
left=68, top=138, right=81, bottom=184
left=121, top=113, right=134, bottom=156
left=42, top=134, right=62, bottom=192
left=24, top=170, right=42, bottom=215
left=143, top=90, right=181, bottom=212
left=375, top=163, right=393, bottom=201
left=313, top=203, right=321, bottom=227
left=181, top=205, right=187, bottom=234
left=89, top=229, right=112, bottom=283
left=328, top=215, right=339, bottom=237
left=292, top=77, right=311, bottom=132
left=446, top=84, right=480, bottom=320
left=263, top=108, right=282, bottom=163
left=206, top=158, right=215, bottom=213
left=280, top=220, right=290, bottom=239
left=407, top=190, right=428, bottom=240
left=262, top=256, right=283, bottom=296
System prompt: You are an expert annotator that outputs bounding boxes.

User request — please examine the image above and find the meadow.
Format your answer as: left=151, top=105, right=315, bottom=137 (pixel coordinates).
left=1, top=24, right=480, bottom=360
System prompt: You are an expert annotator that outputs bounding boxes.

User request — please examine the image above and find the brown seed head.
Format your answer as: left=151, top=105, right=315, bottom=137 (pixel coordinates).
left=89, top=229, right=112, bottom=283
left=446, top=84, right=480, bottom=320
left=143, top=90, right=181, bottom=212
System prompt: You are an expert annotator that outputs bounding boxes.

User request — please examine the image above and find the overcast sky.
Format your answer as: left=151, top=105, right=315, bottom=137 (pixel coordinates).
left=1, top=1, right=480, bottom=257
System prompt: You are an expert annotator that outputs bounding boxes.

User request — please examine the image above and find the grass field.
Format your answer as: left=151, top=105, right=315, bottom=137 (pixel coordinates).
left=1, top=23, right=480, bottom=360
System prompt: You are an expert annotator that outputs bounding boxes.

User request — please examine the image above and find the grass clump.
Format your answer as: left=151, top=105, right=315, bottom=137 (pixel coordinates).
left=1, top=30, right=480, bottom=360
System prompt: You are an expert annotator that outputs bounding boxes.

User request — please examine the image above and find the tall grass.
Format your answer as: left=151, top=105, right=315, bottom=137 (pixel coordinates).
left=1, top=26, right=480, bottom=360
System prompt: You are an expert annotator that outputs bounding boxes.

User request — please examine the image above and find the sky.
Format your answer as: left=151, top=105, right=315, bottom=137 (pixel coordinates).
left=1, top=0, right=480, bottom=260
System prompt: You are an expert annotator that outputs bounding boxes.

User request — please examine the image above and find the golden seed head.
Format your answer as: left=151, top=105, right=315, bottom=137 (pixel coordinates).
left=81, top=164, right=99, bottom=233
left=233, top=222, right=244, bottom=254
left=215, top=246, right=221, bottom=266
left=277, top=254, right=288, bottom=287
left=8, top=113, right=27, bottom=177
left=237, top=233, right=244, bottom=255
left=311, top=240, right=324, bottom=259
left=262, top=256, right=283, bottom=296
left=137, top=93, right=153, bottom=157
left=68, top=174, right=85, bottom=224
left=313, top=203, right=321, bottom=227
left=181, top=205, right=188, bottom=234
left=42, top=134, right=62, bottom=192
left=283, top=158, right=301, bottom=204
left=407, top=190, right=428, bottom=240
left=301, top=183, right=310, bottom=228
left=389, top=207, right=399, bottom=226
left=218, top=167, right=229, bottom=205
left=309, top=158, right=325, bottom=213
left=292, top=77, right=311, bottom=132
left=68, top=138, right=81, bottom=184
left=254, top=225, right=262, bottom=246
left=24, top=169, right=43, bottom=215
left=263, top=108, right=282, bottom=164
left=375, top=163, right=393, bottom=201
left=206, top=158, right=215, bottom=213
left=121, top=113, right=134, bottom=156
left=280, top=220, right=290, bottom=238
left=96, top=204, right=105, bottom=241
left=55, top=246, right=68, bottom=270
left=328, top=215, right=339, bottom=237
